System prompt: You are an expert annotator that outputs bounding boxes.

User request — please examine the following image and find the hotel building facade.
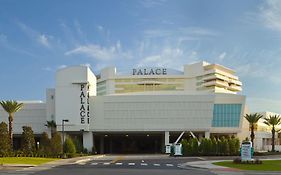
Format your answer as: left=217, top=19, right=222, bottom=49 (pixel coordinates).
left=0, top=61, right=249, bottom=153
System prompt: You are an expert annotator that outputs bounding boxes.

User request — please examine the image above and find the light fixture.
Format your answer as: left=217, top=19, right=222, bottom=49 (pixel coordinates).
left=146, top=134, right=150, bottom=137
left=105, top=135, right=108, bottom=137
left=126, top=134, right=129, bottom=137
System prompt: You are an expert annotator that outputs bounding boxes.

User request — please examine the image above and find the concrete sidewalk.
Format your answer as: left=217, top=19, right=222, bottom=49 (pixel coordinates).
left=0, top=155, right=105, bottom=172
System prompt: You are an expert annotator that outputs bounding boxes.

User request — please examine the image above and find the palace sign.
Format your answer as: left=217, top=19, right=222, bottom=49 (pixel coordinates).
left=79, top=84, right=90, bottom=124
left=132, top=68, right=167, bottom=75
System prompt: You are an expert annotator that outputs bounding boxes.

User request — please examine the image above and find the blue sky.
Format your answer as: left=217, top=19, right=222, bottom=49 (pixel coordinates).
left=0, top=0, right=281, bottom=113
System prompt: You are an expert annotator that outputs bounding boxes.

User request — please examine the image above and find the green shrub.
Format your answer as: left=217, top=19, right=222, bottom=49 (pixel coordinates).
left=234, top=138, right=240, bottom=155
left=64, top=137, right=76, bottom=154
left=191, top=138, right=199, bottom=156
left=21, top=126, right=36, bottom=155
left=229, top=137, right=236, bottom=156
left=73, top=138, right=83, bottom=153
left=50, top=132, right=62, bottom=157
left=180, top=136, right=241, bottom=157
left=40, top=132, right=51, bottom=156
left=210, top=137, right=217, bottom=156
left=0, top=122, right=11, bottom=156
left=181, top=139, right=189, bottom=156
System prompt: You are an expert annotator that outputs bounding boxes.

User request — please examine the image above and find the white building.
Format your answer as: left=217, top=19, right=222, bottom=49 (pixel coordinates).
left=0, top=61, right=248, bottom=153
left=252, top=112, right=281, bottom=152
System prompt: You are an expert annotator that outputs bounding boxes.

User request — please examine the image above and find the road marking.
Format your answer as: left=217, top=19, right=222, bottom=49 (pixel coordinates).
left=166, top=164, right=174, bottom=167
left=110, top=156, right=125, bottom=163
left=103, top=162, right=110, bottom=165
left=75, top=158, right=91, bottom=164
left=91, top=163, right=98, bottom=165
left=128, top=163, right=135, bottom=166
left=196, top=157, right=206, bottom=160
left=153, top=164, right=160, bottom=166
left=141, top=163, right=148, bottom=166
left=115, top=163, right=123, bottom=165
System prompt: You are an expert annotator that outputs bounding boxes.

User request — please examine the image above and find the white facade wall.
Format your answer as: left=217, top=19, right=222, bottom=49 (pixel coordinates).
left=91, top=95, right=213, bottom=132
left=55, top=66, right=96, bottom=132
left=0, top=102, right=47, bottom=134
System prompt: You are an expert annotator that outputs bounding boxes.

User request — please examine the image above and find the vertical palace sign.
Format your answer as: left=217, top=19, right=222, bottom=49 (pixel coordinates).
left=79, top=84, right=90, bottom=124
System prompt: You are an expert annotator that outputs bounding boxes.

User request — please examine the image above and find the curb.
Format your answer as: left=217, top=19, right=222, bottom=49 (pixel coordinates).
left=0, top=164, right=35, bottom=168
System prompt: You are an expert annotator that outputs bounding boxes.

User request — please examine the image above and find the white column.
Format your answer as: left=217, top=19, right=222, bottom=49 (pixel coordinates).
left=205, top=131, right=210, bottom=139
left=83, top=132, right=93, bottom=152
left=165, top=131, right=170, bottom=145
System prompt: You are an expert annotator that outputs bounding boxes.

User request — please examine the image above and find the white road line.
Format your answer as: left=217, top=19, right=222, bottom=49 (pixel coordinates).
left=91, top=163, right=98, bottom=165
left=141, top=163, right=148, bottom=166
left=115, top=163, right=123, bottom=165
left=103, top=162, right=110, bottom=165
left=166, top=164, right=174, bottom=167
left=128, top=163, right=135, bottom=166
left=153, top=164, right=160, bottom=166
left=75, top=158, right=91, bottom=164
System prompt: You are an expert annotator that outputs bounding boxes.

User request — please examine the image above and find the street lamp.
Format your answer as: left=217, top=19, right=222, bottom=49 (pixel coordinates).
left=62, top=119, right=69, bottom=154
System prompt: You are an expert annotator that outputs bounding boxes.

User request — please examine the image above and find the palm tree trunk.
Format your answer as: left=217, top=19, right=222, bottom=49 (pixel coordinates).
left=272, top=127, right=275, bottom=152
left=8, top=115, right=13, bottom=149
left=250, top=125, right=255, bottom=147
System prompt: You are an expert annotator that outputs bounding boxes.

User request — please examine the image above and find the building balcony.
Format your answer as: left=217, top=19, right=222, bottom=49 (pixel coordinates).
left=202, top=80, right=229, bottom=88
left=228, top=84, right=242, bottom=92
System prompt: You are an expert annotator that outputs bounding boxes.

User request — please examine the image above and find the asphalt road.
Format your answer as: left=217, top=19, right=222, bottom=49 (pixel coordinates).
left=29, top=155, right=215, bottom=175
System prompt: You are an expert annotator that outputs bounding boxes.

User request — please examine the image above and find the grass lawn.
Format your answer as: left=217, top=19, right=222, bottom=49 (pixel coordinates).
left=214, top=160, right=281, bottom=171
left=0, top=157, right=59, bottom=165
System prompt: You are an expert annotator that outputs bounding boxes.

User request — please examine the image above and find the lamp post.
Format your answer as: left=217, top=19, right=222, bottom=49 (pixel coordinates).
left=62, top=119, right=69, bottom=154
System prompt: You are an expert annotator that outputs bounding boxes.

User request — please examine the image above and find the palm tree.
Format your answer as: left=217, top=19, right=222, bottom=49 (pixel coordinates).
left=244, top=113, right=263, bottom=147
left=45, top=120, right=57, bottom=137
left=264, top=115, right=281, bottom=152
left=0, top=100, right=24, bottom=148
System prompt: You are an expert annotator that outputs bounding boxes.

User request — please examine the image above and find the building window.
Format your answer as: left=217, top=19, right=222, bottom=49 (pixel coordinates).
left=212, top=104, right=242, bottom=127
left=51, top=95, right=54, bottom=99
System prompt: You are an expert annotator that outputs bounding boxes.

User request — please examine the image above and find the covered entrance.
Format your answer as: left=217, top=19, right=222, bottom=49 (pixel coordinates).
left=94, top=133, right=163, bottom=154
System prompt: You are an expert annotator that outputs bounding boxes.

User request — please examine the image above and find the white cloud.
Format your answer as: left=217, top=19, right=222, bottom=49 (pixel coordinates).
left=247, top=97, right=281, bottom=114
left=0, top=33, right=7, bottom=43
left=137, top=48, right=198, bottom=70
left=42, top=67, right=53, bottom=72
left=58, top=65, right=67, bottom=69
left=139, top=0, right=166, bottom=8
left=80, top=63, right=91, bottom=67
left=260, top=0, right=281, bottom=32
left=65, top=41, right=131, bottom=61
left=218, top=52, right=226, bottom=61
left=37, top=34, right=50, bottom=47
left=17, top=21, right=53, bottom=48
left=97, top=25, right=104, bottom=31
left=144, top=27, right=218, bottom=39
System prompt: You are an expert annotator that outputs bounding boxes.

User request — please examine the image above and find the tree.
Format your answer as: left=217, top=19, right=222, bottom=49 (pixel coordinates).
left=191, top=138, right=199, bottom=156
left=228, top=136, right=236, bottom=156
left=181, top=139, right=189, bottom=156
left=64, top=137, right=76, bottom=154
left=0, top=122, right=11, bottom=156
left=244, top=113, right=263, bottom=147
left=50, top=131, right=62, bottom=156
left=73, top=137, right=83, bottom=153
left=21, top=126, right=35, bottom=155
left=40, top=132, right=51, bottom=156
left=0, top=100, right=24, bottom=148
left=264, top=115, right=281, bottom=152
left=45, top=120, right=57, bottom=137
left=210, top=137, right=217, bottom=156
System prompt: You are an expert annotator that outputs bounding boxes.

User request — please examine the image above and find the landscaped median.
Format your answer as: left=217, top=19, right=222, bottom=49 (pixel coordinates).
left=213, top=160, right=281, bottom=171
left=0, top=157, right=58, bottom=166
